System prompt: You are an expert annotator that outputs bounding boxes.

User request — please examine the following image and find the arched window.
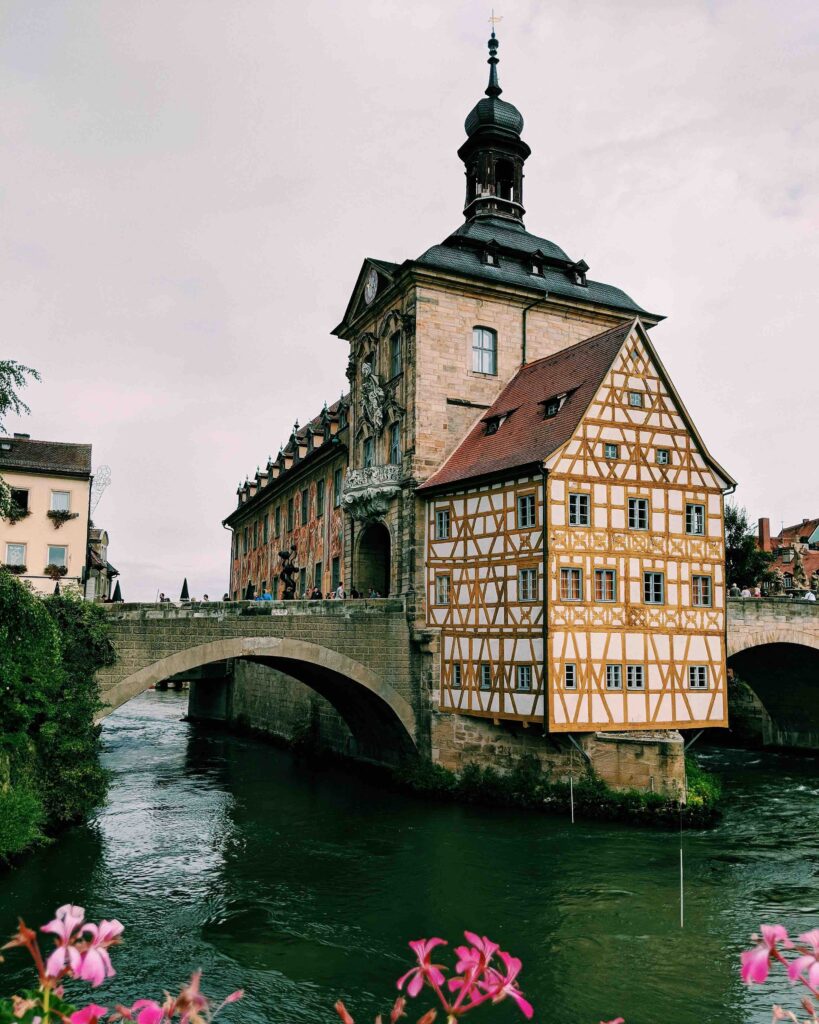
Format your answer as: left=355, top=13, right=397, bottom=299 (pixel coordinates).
left=494, top=159, right=515, bottom=201
left=472, top=326, right=497, bottom=375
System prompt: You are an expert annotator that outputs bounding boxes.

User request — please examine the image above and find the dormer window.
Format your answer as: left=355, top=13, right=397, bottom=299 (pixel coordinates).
left=568, top=259, right=589, bottom=287
left=543, top=392, right=569, bottom=419
left=482, top=249, right=499, bottom=267
left=530, top=249, right=545, bottom=276
left=484, top=413, right=508, bottom=436
left=573, top=271, right=586, bottom=286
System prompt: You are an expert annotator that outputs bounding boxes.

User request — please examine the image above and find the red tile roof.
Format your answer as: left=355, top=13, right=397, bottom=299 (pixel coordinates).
left=777, top=519, right=819, bottom=546
left=418, top=321, right=634, bottom=493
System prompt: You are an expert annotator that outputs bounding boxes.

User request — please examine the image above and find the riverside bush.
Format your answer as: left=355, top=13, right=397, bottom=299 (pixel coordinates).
left=0, top=570, right=115, bottom=862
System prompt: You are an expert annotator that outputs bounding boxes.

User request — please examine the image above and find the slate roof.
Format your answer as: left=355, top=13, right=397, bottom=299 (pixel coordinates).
left=0, top=436, right=92, bottom=478
left=418, top=321, right=634, bottom=493
left=416, top=216, right=649, bottom=316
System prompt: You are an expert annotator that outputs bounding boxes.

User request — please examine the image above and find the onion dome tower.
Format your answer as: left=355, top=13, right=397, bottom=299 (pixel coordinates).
left=458, top=29, right=530, bottom=225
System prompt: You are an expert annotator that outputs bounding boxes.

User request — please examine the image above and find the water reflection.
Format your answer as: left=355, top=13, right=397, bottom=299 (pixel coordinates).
left=0, top=691, right=816, bottom=1024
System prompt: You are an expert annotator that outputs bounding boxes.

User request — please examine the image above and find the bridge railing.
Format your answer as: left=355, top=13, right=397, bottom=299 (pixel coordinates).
left=100, top=597, right=408, bottom=619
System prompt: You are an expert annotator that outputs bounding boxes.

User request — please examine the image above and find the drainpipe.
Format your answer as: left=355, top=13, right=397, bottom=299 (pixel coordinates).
left=540, top=466, right=549, bottom=736
left=522, top=295, right=548, bottom=366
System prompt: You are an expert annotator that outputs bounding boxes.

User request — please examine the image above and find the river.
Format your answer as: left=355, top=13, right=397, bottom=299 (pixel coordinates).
left=0, top=691, right=816, bottom=1024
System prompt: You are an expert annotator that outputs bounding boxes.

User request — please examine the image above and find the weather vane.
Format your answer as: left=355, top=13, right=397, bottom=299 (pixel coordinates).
left=489, top=10, right=503, bottom=29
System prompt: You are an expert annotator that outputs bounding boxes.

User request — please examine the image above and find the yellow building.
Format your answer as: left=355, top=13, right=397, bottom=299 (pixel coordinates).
left=0, top=433, right=92, bottom=595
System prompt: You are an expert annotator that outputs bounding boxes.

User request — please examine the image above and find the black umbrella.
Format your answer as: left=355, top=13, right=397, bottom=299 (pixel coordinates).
left=180, top=578, right=189, bottom=601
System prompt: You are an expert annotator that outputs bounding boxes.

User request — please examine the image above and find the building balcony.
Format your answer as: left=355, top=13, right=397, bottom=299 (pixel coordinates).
left=341, top=464, right=403, bottom=522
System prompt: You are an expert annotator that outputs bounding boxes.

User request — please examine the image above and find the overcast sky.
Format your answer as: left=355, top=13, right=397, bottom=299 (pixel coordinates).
left=2, top=0, right=817, bottom=601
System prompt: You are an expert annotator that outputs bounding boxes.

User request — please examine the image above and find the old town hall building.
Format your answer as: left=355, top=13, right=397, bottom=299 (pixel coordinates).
left=224, top=30, right=735, bottom=749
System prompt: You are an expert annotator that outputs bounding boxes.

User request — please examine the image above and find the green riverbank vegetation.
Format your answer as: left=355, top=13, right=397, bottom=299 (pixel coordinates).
left=0, top=569, right=115, bottom=863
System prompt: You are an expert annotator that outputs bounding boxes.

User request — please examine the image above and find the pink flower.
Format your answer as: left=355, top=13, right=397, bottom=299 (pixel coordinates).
left=453, top=933, right=499, bottom=975
left=130, top=1000, right=164, bottom=1024
left=741, top=925, right=791, bottom=985
left=335, top=1000, right=354, bottom=1024
left=78, top=920, right=124, bottom=988
left=397, top=939, right=447, bottom=998
left=601, top=1019, right=625, bottom=1024
left=481, top=951, right=533, bottom=1019
left=788, top=929, right=819, bottom=992
left=41, top=905, right=86, bottom=978
left=70, top=1005, right=108, bottom=1024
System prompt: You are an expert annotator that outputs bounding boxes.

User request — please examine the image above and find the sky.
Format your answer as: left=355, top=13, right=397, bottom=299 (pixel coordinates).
left=1, top=0, right=817, bottom=601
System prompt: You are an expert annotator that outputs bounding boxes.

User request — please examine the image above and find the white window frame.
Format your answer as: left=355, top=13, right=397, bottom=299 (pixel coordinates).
left=564, top=663, right=577, bottom=690
left=435, top=508, right=450, bottom=540
left=628, top=497, right=649, bottom=531
left=604, top=443, right=619, bottom=460
left=50, top=490, right=71, bottom=512
left=435, top=574, right=451, bottom=606
left=480, top=663, right=492, bottom=691
left=606, top=664, right=622, bottom=690
left=518, top=567, right=538, bottom=602
left=656, top=448, right=670, bottom=465
left=47, top=545, right=67, bottom=567
left=516, top=493, right=536, bottom=529
left=594, top=568, right=616, bottom=603
left=688, top=665, right=709, bottom=690
left=516, top=665, right=532, bottom=692
left=5, top=542, right=26, bottom=565
left=452, top=663, right=462, bottom=689
left=628, top=391, right=644, bottom=408
left=692, top=574, right=712, bottom=607
left=626, top=665, right=645, bottom=690
left=472, top=326, right=497, bottom=375
left=568, top=492, right=590, bottom=527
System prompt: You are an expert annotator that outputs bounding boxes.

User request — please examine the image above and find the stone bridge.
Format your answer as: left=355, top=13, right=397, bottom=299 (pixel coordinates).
left=726, top=597, right=819, bottom=749
left=97, top=598, right=433, bottom=763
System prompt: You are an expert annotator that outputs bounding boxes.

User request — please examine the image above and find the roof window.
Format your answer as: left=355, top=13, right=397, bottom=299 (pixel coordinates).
left=484, top=413, right=508, bottom=436
left=542, top=393, right=569, bottom=419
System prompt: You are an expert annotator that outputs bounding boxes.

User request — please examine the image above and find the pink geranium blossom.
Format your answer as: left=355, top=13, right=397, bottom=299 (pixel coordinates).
left=741, top=925, right=791, bottom=985
left=131, top=1000, right=165, bottom=1024
left=41, top=905, right=86, bottom=979
left=70, top=1005, right=109, bottom=1024
left=788, top=929, right=819, bottom=994
left=78, top=920, right=124, bottom=988
left=397, top=939, right=447, bottom=999
left=481, top=952, right=534, bottom=1020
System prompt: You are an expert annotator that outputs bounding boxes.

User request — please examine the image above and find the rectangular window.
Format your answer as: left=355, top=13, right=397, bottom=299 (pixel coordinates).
left=301, top=488, right=309, bottom=525
left=628, top=391, right=644, bottom=408
left=628, top=497, right=649, bottom=530
left=10, top=488, right=28, bottom=512
left=242, top=527, right=248, bottom=555
left=564, top=663, right=577, bottom=690
left=435, top=509, right=450, bottom=540
left=314, top=561, right=322, bottom=589
left=569, top=493, right=590, bottom=526
left=544, top=398, right=560, bottom=418
left=47, top=545, right=67, bottom=567
left=692, top=574, right=712, bottom=607
left=452, top=663, right=462, bottom=689
left=390, top=331, right=402, bottom=378
left=287, top=497, right=295, bottom=532
left=627, top=665, right=645, bottom=690
left=5, top=542, right=26, bottom=566
left=435, top=574, right=451, bottom=605
left=253, top=521, right=258, bottom=548
left=262, top=515, right=269, bottom=545
left=331, top=556, right=341, bottom=591
left=559, top=567, right=583, bottom=601
left=51, top=490, right=71, bottom=512
left=656, top=448, right=670, bottom=465
left=316, top=479, right=325, bottom=517
left=298, top=567, right=306, bottom=597
left=688, top=665, right=709, bottom=690
left=516, top=665, right=532, bottom=692
left=334, top=468, right=343, bottom=508
left=472, top=326, right=497, bottom=375
left=518, top=567, right=538, bottom=602
left=275, top=506, right=281, bottom=536
left=606, top=664, right=622, bottom=690
left=480, top=663, right=492, bottom=691
left=594, top=568, right=616, bottom=602
left=363, top=437, right=374, bottom=468
left=517, top=493, right=536, bottom=529
left=604, top=443, right=619, bottom=459
left=389, top=422, right=401, bottom=466
left=686, top=503, right=705, bottom=536
left=643, top=571, right=665, bottom=604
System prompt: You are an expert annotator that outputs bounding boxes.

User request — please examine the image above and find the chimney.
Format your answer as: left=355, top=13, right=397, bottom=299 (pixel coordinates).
left=758, top=517, right=771, bottom=552
left=13, top=432, right=30, bottom=439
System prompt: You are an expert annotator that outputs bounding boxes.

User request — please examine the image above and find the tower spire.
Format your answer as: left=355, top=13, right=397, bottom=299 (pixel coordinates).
left=486, top=28, right=502, bottom=98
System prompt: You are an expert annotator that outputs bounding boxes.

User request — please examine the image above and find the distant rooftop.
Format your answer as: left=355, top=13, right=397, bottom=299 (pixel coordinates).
left=0, top=435, right=92, bottom=477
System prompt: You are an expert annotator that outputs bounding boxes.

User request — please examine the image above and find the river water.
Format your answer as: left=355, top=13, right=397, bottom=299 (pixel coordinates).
left=0, top=691, right=817, bottom=1024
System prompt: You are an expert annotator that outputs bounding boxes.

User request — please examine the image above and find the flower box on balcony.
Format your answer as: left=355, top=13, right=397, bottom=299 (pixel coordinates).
left=44, top=563, right=68, bottom=579
left=2, top=564, right=27, bottom=574
left=47, top=510, right=79, bottom=528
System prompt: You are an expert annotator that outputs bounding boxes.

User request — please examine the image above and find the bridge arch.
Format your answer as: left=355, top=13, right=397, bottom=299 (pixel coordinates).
left=102, top=635, right=418, bottom=762
left=727, top=624, right=819, bottom=658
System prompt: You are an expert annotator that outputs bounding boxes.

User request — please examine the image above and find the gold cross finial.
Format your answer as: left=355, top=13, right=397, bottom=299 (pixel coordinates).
left=489, top=10, right=503, bottom=28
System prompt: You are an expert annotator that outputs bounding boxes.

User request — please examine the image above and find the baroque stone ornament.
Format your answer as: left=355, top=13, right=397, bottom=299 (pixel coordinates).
left=341, top=464, right=402, bottom=522
left=361, top=362, right=386, bottom=434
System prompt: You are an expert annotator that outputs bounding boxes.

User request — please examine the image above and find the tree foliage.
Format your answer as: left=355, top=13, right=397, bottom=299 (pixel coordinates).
left=0, top=571, right=114, bottom=860
left=725, top=505, right=775, bottom=589
left=0, top=360, right=40, bottom=518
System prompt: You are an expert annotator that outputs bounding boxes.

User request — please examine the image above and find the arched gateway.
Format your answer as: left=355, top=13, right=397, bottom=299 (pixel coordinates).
left=97, top=599, right=426, bottom=763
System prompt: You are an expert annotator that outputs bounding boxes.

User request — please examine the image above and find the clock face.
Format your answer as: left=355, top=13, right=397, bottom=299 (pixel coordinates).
left=364, top=268, right=378, bottom=304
